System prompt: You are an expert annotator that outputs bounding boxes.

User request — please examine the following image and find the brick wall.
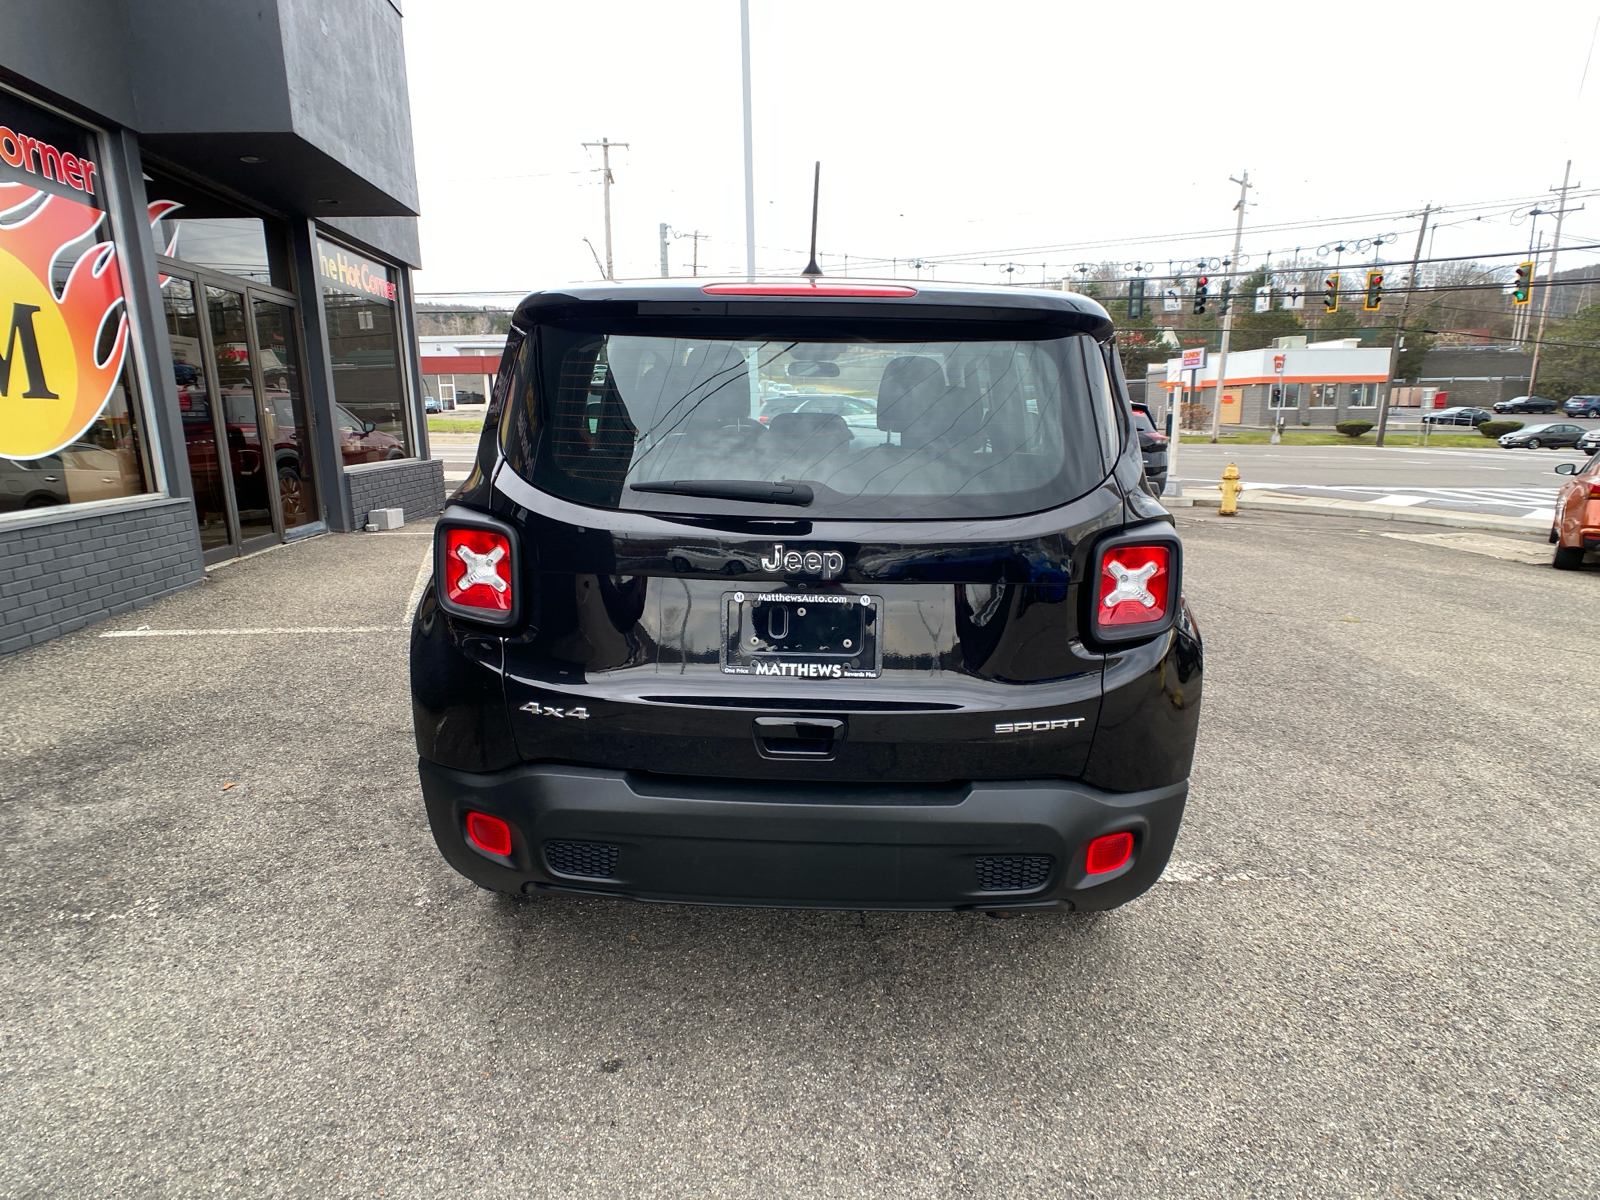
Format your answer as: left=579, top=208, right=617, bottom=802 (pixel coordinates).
left=344, top=458, right=446, bottom=528
left=0, top=497, right=204, bottom=656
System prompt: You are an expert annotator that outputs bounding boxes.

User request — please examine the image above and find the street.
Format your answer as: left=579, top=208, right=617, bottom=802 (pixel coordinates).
left=1178, top=440, right=1595, bottom=519
left=2, top=510, right=1594, bottom=1197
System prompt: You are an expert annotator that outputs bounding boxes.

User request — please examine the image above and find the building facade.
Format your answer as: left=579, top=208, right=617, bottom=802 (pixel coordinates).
left=0, top=0, right=442, bottom=656
left=420, top=334, right=506, bottom=408
left=1145, top=341, right=1394, bottom=430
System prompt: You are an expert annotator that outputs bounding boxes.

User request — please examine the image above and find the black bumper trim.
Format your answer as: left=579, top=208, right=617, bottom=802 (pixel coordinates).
left=418, top=758, right=1187, bottom=912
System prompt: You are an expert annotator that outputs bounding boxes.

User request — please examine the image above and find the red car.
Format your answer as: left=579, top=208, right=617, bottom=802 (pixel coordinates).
left=1552, top=454, right=1600, bottom=569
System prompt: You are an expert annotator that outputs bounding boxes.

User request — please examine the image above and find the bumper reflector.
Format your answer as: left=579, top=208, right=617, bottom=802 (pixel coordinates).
left=465, top=811, right=513, bottom=857
left=1085, top=831, right=1134, bottom=875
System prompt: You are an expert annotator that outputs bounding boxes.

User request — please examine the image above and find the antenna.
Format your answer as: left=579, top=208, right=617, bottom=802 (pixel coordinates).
left=802, top=161, right=822, bottom=278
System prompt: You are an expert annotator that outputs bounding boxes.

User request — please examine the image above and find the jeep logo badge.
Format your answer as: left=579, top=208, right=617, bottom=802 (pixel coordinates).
left=760, top=543, right=845, bottom=580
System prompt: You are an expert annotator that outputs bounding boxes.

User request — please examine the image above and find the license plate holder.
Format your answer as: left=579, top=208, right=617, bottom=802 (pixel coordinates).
left=721, top=590, right=881, bottom=679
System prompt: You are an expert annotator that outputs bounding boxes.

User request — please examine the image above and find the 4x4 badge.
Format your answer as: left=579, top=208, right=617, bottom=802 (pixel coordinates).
left=521, top=703, right=589, bottom=719
left=760, top=543, right=845, bottom=579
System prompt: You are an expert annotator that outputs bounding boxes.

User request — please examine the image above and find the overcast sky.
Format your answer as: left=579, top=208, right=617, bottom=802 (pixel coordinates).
left=403, top=0, right=1600, bottom=297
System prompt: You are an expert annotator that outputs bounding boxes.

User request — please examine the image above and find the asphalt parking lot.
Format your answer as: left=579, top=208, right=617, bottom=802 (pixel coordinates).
left=1, top=511, right=1595, bottom=1198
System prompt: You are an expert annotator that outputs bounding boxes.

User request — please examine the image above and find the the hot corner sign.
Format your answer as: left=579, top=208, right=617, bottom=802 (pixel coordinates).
left=316, top=238, right=396, bottom=304
left=0, top=92, right=128, bottom=461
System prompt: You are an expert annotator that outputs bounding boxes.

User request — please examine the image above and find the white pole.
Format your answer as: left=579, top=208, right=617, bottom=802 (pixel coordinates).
left=740, top=0, right=756, bottom=281
left=1209, top=171, right=1251, bottom=442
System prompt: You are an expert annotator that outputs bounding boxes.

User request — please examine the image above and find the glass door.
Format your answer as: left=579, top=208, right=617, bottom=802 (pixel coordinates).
left=252, top=298, right=318, bottom=531
left=162, top=276, right=235, bottom=558
left=206, top=285, right=277, bottom=551
left=160, top=269, right=316, bottom=561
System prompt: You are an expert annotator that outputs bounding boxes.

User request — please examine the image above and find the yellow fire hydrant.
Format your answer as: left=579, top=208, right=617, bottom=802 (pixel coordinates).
left=1219, top=462, right=1243, bottom=516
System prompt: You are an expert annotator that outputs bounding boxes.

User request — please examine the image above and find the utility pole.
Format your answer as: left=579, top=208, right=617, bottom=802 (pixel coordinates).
left=582, top=137, right=629, bottom=280
left=740, top=0, right=756, bottom=281
left=674, top=229, right=709, bottom=277
left=1528, top=160, right=1582, bottom=398
left=1376, top=204, right=1431, bottom=448
left=659, top=223, right=670, bottom=277
left=1208, top=170, right=1251, bottom=443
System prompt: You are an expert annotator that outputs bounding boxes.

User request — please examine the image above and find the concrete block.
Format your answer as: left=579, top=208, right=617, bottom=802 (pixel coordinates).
left=367, top=507, right=405, bottom=531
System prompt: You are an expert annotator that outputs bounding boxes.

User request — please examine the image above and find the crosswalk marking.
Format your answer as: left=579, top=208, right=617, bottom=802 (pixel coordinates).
left=1183, top=479, right=1564, bottom=520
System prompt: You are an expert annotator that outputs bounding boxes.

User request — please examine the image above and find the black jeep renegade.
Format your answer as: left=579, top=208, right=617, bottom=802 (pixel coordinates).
left=411, top=279, right=1202, bottom=912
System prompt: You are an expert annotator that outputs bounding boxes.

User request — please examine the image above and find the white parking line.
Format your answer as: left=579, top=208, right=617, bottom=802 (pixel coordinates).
left=400, top=544, right=434, bottom=627
left=101, top=627, right=400, bottom=638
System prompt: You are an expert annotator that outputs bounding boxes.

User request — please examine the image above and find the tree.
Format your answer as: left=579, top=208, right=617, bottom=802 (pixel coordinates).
left=1226, top=270, right=1304, bottom=351
left=1315, top=309, right=1362, bottom=338
left=1372, top=314, right=1436, bottom=382
left=1532, top=302, right=1600, bottom=399
left=1099, top=292, right=1175, bottom=380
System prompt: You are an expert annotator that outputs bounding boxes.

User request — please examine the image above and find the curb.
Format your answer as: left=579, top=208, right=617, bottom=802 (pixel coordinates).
left=1175, top=490, right=1549, bottom=535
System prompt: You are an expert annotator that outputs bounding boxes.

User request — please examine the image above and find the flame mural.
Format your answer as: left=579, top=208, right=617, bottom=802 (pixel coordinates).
left=0, top=181, right=129, bottom=460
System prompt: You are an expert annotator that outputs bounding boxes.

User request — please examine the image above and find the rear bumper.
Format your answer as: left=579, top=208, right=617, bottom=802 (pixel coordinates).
left=418, top=758, right=1187, bottom=911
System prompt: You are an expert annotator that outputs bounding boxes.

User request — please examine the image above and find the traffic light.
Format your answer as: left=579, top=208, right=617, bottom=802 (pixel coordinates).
left=1512, top=261, right=1534, bottom=305
left=1193, top=275, right=1209, bottom=315
left=1364, top=270, right=1383, bottom=311
left=1219, top=279, right=1233, bottom=316
left=1128, top=277, right=1145, bottom=320
left=1323, top=272, right=1340, bottom=313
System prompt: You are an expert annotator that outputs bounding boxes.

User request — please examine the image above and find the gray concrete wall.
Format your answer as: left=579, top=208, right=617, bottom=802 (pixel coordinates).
left=277, top=0, right=419, bottom=215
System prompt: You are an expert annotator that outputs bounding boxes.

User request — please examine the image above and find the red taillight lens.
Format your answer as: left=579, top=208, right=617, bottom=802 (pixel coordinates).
left=701, top=282, right=918, bottom=297
left=1098, top=545, right=1171, bottom=626
left=1588, top=482, right=1600, bottom=498
left=444, top=527, right=512, bottom=612
left=1085, top=831, right=1134, bottom=875
left=465, top=811, right=512, bottom=857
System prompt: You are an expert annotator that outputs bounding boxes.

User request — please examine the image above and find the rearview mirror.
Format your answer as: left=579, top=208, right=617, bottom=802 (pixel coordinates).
left=788, top=360, right=840, bottom=378
left=1555, top=461, right=1578, bottom=475
left=363, top=422, right=376, bottom=433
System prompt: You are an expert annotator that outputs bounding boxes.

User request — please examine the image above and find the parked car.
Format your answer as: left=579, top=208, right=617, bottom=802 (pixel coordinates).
left=1131, top=402, right=1168, bottom=495
left=1562, top=395, right=1600, bottom=418
left=1551, top=454, right=1600, bottom=568
left=412, top=278, right=1202, bottom=914
left=1498, top=422, right=1587, bottom=450
left=1494, top=395, right=1557, bottom=414
left=1422, top=406, right=1494, bottom=426
left=1578, top=428, right=1600, bottom=455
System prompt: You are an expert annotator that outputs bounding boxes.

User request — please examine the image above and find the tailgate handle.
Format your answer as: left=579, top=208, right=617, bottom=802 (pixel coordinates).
left=753, top=716, right=845, bottom=759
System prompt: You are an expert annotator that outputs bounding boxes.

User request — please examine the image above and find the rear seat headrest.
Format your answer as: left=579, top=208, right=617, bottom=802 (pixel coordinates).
left=876, top=355, right=947, bottom=432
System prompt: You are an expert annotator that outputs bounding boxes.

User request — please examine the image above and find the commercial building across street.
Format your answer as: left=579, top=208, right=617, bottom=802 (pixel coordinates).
left=1145, top=340, right=1395, bottom=430
left=0, top=0, right=441, bottom=656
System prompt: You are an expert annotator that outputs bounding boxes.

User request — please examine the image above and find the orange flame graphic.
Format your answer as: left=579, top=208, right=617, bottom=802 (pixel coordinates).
left=0, top=181, right=128, bottom=460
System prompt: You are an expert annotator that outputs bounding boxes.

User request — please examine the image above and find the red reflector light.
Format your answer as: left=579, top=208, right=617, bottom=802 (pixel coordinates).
left=701, top=282, right=918, bottom=298
left=1085, top=831, right=1134, bottom=875
left=1588, top=483, right=1600, bottom=498
left=465, top=811, right=512, bottom=857
left=444, top=527, right=512, bottom=612
left=1098, top=545, right=1171, bottom=626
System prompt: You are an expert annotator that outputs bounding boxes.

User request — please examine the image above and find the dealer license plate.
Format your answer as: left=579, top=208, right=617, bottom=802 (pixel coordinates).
left=721, top=591, right=881, bottom=678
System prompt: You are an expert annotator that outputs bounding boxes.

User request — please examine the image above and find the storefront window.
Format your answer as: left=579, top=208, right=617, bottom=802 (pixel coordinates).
left=1269, top=383, right=1301, bottom=408
left=1347, top=383, right=1377, bottom=407
left=0, top=90, right=151, bottom=515
left=145, top=168, right=287, bottom=288
left=1308, top=383, right=1338, bottom=408
left=316, top=237, right=411, bottom=462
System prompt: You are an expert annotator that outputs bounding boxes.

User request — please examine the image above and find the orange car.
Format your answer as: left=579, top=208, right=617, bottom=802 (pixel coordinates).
left=1552, top=453, right=1600, bottom=569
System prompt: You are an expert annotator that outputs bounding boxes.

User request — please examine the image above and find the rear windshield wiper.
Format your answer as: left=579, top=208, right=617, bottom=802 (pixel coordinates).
left=630, top=479, right=815, bottom=506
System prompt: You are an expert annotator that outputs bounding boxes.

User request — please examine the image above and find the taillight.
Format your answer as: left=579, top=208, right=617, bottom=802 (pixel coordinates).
left=1085, top=831, right=1134, bottom=875
left=1099, top=545, right=1170, bottom=625
left=1085, top=528, right=1182, bottom=647
left=1588, top=483, right=1600, bottom=499
left=465, top=811, right=512, bottom=857
left=433, top=510, right=521, bottom=627
left=445, top=527, right=512, bottom=611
